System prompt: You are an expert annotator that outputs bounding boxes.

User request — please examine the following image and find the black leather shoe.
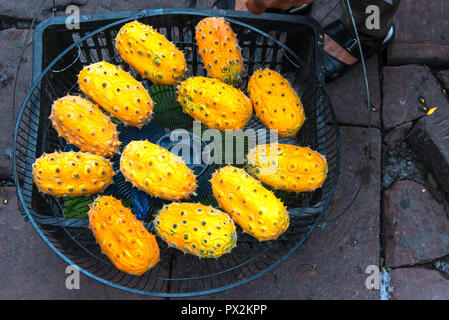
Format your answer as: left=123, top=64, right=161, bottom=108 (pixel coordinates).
left=323, top=20, right=395, bottom=83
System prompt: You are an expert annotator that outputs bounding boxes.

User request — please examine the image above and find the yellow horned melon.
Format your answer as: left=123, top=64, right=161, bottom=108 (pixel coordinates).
left=78, top=61, right=153, bottom=128
left=32, top=151, right=114, bottom=197
left=49, top=95, right=120, bottom=157
left=120, top=140, right=197, bottom=201
left=195, top=17, right=244, bottom=85
left=248, top=68, right=306, bottom=138
left=88, top=195, right=160, bottom=276
left=154, top=202, right=237, bottom=258
left=210, top=165, right=289, bottom=241
left=177, top=76, right=252, bottom=131
left=115, top=20, right=187, bottom=85
left=246, top=143, right=328, bottom=192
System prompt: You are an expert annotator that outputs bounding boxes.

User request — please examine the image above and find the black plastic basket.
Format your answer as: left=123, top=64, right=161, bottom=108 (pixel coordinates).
left=12, top=8, right=340, bottom=297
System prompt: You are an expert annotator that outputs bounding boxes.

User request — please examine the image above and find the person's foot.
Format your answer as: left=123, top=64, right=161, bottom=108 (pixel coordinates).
left=323, top=20, right=395, bottom=83
left=235, top=0, right=248, bottom=10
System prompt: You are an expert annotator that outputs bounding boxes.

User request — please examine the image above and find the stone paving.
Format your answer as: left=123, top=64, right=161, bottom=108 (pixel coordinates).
left=1, top=0, right=449, bottom=300
left=387, top=1, right=449, bottom=66
left=0, top=28, right=33, bottom=180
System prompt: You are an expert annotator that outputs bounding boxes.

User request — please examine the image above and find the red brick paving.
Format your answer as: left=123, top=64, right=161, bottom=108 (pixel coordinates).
left=382, top=65, right=448, bottom=130
left=388, top=268, right=449, bottom=300
left=383, top=180, right=449, bottom=268
left=0, top=28, right=33, bottom=180
left=325, top=55, right=381, bottom=128
left=388, top=0, right=449, bottom=65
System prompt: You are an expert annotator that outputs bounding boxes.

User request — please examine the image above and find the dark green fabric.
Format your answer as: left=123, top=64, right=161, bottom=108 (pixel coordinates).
left=340, top=0, right=401, bottom=40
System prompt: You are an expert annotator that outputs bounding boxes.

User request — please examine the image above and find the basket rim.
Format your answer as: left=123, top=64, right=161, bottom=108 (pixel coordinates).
left=32, top=8, right=325, bottom=82
left=12, top=9, right=340, bottom=297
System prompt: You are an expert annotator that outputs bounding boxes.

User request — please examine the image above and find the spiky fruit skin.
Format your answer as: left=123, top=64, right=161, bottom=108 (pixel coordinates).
left=154, top=203, right=237, bottom=258
left=246, top=144, right=328, bottom=192
left=195, top=17, right=244, bottom=85
left=247, top=68, right=306, bottom=138
left=88, top=196, right=160, bottom=276
left=78, top=61, right=153, bottom=128
left=120, top=140, right=197, bottom=201
left=177, top=77, right=252, bottom=131
left=115, top=20, right=187, bottom=86
left=32, top=151, right=114, bottom=197
left=210, top=165, right=289, bottom=241
left=49, top=95, right=120, bottom=157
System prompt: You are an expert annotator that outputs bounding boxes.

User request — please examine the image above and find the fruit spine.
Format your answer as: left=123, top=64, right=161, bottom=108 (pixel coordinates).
left=177, top=76, right=252, bottom=131
left=88, top=195, right=160, bottom=276
left=120, top=140, right=197, bottom=201
left=32, top=151, right=114, bottom=197
left=49, top=95, right=120, bottom=157
left=210, top=165, right=289, bottom=241
left=154, top=202, right=237, bottom=258
left=78, top=61, right=153, bottom=128
left=248, top=68, right=306, bottom=138
left=246, top=144, right=328, bottom=192
left=195, top=17, right=244, bottom=85
left=115, top=20, right=187, bottom=86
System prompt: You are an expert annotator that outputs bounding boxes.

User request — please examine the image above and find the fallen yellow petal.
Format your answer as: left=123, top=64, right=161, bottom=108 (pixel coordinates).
left=426, top=107, right=437, bottom=115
